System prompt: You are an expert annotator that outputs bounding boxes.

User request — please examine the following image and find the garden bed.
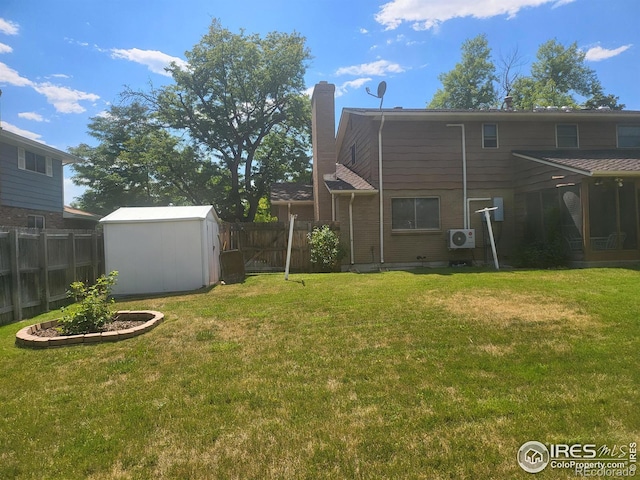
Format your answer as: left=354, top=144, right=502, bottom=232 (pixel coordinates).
left=15, top=310, right=164, bottom=348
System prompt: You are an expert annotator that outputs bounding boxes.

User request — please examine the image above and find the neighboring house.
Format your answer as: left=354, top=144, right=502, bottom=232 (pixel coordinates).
left=0, top=128, right=84, bottom=229
left=63, top=205, right=102, bottom=230
left=303, top=81, right=640, bottom=268
left=270, top=182, right=315, bottom=221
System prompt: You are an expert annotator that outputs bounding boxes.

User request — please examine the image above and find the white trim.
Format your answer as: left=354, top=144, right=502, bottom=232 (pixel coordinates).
left=18, top=147, right=25, bottom=170
left=512, top=152, right=592, bottom=176
left=46, top=156, right=53, bottom=177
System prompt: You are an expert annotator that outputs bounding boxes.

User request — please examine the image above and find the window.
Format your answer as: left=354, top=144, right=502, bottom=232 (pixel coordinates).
left=18, top=147, right=53, bottom=176
left=392, top=197, right=440, bottom=231
left=482, top=123, right=498, bottom=148
left=617, top=125, right=640, bottom=148
left=350, top=144, right=357, bottom=165
left=556, top=124, right=578, bottom=148
left=27, top=215, right=45, bottom=229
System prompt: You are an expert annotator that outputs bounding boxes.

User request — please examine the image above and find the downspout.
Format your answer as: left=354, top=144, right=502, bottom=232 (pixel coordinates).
left=447, top=124, right=468, bottom=228
left=331, top=193, right=336, bottom=221
left=378, top=114, right=386, bottom=264
left=349, top=192, right=355, bottom=264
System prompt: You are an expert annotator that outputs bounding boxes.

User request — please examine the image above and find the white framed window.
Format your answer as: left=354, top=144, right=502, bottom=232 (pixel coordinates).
left=556, top=124, right=579, bottom=148
left=27, top=215, right=45, bottom=229
left=617, top=125, right=640, bottom=148
left=482, top=123, right=498, bottom=148
left=18, top=148, right=53, bottom=176
left=392, top=197, right=440, bottom=231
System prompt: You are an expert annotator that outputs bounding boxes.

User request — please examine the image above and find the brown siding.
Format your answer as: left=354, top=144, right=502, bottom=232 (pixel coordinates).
left=337, top=115, right=375, bottom=185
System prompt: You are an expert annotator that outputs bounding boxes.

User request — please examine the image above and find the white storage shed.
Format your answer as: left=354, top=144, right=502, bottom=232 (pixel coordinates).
left=100, top=206, right=221, bottom=296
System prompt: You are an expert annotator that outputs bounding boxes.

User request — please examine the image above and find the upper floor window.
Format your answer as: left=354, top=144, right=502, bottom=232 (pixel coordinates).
left=482, top=124, right=498, bottom=148
left=18, top=147, right=53, bottom=176
left=617, top=125, right=640, bottom=148
left=556, top=124, right=578, bottom=148
left=392, top=197, right=440, bottom=231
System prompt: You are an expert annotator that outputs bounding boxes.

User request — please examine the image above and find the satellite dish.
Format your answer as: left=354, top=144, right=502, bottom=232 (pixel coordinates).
left=366, top=81, right=387, bottom=109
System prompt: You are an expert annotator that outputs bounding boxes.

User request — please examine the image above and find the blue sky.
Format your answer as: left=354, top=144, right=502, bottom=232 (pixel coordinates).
left=0, top=0, right=638, bottom=205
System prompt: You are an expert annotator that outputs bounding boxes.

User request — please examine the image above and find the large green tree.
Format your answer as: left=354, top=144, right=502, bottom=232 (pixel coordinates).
left=70, top=103, right=221, bottom=215
left=427, top=34, right=498, bottom=109
left=133, top=20, right=312, bottom=222
left=511, top=39, right=624, bottom=110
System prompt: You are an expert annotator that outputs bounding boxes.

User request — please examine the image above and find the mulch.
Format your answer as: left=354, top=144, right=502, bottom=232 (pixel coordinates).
left=32, top=320, right=146, bottom=338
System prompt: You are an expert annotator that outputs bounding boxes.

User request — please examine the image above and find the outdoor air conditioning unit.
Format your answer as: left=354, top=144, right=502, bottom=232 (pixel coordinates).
left=448, top=229, right=475, bottom=249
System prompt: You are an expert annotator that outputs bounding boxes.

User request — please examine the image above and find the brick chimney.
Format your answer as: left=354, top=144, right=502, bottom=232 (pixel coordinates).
left=311, top=81, right=336, bottom=222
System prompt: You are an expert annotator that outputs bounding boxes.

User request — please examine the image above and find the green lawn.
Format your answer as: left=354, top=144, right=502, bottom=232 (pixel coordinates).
left=1, top=268, right=638, bottom=479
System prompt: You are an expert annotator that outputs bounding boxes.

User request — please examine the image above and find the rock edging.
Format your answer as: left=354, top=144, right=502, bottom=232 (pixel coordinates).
left=15, top=311, right=164, bottom=349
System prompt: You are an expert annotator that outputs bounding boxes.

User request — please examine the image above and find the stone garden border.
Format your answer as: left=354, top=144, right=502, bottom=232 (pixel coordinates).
left=15, top=310, right=164, bottom=349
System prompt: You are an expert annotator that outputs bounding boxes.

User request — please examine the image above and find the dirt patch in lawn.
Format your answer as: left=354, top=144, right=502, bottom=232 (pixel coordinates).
left=429, top=290, right=595, bottom=328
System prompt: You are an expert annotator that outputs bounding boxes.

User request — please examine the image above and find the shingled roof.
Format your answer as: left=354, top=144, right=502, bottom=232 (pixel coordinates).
left=270, top=183, right=314, bottom=204
left=512, top=149, right=640, bottom=176
left=324, top=164, right=377, bottom=193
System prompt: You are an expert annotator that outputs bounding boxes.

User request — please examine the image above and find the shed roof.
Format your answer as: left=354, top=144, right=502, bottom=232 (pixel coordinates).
left=100, top=205, right=217, bottom=224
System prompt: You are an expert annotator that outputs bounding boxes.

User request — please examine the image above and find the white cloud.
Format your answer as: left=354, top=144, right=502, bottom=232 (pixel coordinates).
left=1, top=121, right=44, bottom=142
left=0, top=18, right=19, bottom=36
left=49, top=73, right=71, bottom=79
left=0, top=61, right=32, bottom=86
left=0, top=60, right=98, bottom=114
left=32, top=82, right=100, bottom=113
left=336, top=59, right=405, bottom=76
left=359, top=28, right=369, bottom=34
left=18, top=111, right=48, bottom=122
left=585, top=44, right=632, bottom=62
left=336, top=78, right=373, bottom=97
left=111, top=48, right=188, bottom=76
left=0, top=42, right=12, bottom=54
left=375, top=0, right=570, bottom=30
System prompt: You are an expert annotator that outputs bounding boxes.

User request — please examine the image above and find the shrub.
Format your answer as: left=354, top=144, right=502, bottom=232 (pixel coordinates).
left=58, top=271, right=118, bottom=335
left=307, top=225, right=345, bottom=272
left=513, top=239, right=569, bottom=268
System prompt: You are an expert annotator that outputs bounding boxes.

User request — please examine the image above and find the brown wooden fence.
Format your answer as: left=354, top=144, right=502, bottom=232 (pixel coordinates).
left=219, top=221, right=340, bottom=273
left=0, top=228, right=104, bottom=325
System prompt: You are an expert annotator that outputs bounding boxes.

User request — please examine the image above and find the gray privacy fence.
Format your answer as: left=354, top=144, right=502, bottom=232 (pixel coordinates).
left=0, top=228, right=104, bottom=325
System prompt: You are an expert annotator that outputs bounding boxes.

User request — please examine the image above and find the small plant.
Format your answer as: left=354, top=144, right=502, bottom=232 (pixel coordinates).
left=307, top=225, right=345, bottom=272
left=58, top=271, right=118, bottom=335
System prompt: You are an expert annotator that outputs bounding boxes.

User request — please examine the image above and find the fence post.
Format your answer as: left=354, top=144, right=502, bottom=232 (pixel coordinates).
left=91, top=232, right=98, bottom=283
left=40, top=231, right=51, bottom=312
left=9, top=229, right=21, bottom=322
left=69, top=232, right=77, bottom=283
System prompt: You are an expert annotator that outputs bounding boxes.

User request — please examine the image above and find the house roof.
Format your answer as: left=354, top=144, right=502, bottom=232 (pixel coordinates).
left=0, top=128, right=81, bottom=165
left=512, top=149, right=640, bottom=176
left=270, top=183, right=314, bottom=204
left=63, top=206, right=102, bottom=221
left=100, top=205, right=218, bottom=224
left=324, top=164, right=377, bottom=194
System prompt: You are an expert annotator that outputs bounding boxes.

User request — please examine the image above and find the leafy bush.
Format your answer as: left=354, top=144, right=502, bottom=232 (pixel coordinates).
left=514, top=239, right=569, bottom=268
left=58, top=271, right=118, bottom=335
left=307, top=225, right=345, bottom=272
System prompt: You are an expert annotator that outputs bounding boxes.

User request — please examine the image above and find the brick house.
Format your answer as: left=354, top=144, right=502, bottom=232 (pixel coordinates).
left=299, top=81, right=640, bottom=269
